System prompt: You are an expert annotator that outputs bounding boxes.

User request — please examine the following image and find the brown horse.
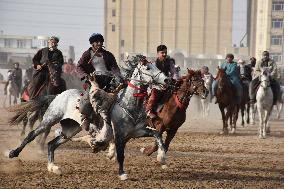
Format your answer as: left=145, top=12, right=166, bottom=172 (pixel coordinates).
left=142, top=69, right=208, bottom=156
left=215, top=68, right=239, bottom=134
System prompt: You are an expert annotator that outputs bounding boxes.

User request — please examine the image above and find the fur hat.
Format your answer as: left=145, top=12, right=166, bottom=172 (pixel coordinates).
left=89, top=33, right=104, bottom=44
left=49, top=36, right=59, bottom=43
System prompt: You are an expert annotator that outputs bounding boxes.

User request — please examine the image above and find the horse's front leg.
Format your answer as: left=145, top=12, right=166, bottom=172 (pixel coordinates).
left=231, top=106, right=239, bottom=134
left=258, top=108, right=264, bottom=138
left=219, top=105, right=228, bottom=134
left=141, top=120, right=164, bottom=156
left=164, top=129, right=178, bottom=152
left=246, top=103, right=250, bottom=124
left=241, top=106, right=245, bottom=126
left=115, top=136, right=127, bottom=180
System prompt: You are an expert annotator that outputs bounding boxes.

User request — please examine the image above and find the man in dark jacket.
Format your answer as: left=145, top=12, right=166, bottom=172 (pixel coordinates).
left=29, top=36, right=64, bottom=99
left=76, top=33, right=122, bottom=132
left=4, top=62, right=22, bottom=97
left=146, top=45, right=179, bottom=118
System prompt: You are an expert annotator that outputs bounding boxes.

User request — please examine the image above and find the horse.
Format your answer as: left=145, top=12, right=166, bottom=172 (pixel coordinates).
left=240, top=79, right=250, bottom=126
left=276, top=85, right=284, bottom=119
left=141, top=69, right=208, bottom=156
left=200, top=74, right=213, bottom=117
left=256, top=68, right=273, bottom=139
left=7, top=55, right=169, bottom=180
left=215, top=68, right=239, bottom=134
left=3, top=71, right=19, bottom=107
left=20, top=62, right=66, bottom=145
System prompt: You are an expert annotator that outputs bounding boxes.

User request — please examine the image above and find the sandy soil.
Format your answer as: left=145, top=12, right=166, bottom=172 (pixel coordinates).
left=0, top=90, right=283, bottom=189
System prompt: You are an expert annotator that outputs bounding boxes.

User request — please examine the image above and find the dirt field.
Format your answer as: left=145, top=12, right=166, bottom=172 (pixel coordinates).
left=0, top=91, right=283, bottom=189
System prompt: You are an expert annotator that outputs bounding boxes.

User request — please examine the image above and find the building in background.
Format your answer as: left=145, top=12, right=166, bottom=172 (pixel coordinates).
left=0, top=34, right=49, bottom=68
left=0, top=34, right=75, bottom=68
left=253, top=0, right=284, bottom=65
left=105, top=0, right=235, bottom=64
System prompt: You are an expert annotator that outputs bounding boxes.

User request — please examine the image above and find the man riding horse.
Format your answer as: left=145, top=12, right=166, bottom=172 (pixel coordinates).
left=249, top=51, right=280, bottom=105
left=238, top=59, right=252, bottom=85
left=76, top=33, right=123, bottom=133
left=201, top=66, right=214, bottom=102
left=4, top=62, right=22, bottom=97
left=146, top=45, right=179, bottom=119
left=212, top=53, right=243, bottom=104
left=27, top=36, right=64, bottom=99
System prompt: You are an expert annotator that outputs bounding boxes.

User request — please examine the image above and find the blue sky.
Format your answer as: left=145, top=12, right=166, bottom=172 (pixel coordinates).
left=0, top=0, right=247, bottom=61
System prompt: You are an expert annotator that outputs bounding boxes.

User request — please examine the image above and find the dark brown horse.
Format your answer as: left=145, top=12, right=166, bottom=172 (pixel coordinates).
left=240, top=80, right=250, bottom=126
left=22, top=62, right=66, bottom=101
left=215, top=68, right=239, bottom=134
left=142, top=69, right=208, bottom=156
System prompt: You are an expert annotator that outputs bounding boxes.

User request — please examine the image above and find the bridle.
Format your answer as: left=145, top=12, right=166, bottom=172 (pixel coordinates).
left=174, top=76, right=205, bottom=109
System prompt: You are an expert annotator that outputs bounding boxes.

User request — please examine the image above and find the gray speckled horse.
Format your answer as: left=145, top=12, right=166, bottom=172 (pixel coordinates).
left=7, top=55, right=168, bottom=180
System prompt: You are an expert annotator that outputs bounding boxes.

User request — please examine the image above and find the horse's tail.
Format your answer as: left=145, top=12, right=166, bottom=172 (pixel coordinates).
left=7, top=95, right=56, bottom=125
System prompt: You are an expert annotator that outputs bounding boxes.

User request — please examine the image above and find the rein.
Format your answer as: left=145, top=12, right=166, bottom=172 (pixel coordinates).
left=172, top=80, right=194, bottom=110
left=127, top=81, right=147, bottom=98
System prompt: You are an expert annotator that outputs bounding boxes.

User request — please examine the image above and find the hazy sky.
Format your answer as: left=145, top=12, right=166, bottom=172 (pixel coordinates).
left=0, top=0, right=247, bottom=61
left=0, top=0, right=104, bottom=61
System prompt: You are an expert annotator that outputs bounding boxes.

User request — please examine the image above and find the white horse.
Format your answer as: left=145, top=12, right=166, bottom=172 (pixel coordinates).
left=276, top=85, right=284, bottom=119
left=3, top=72, right=18, bottom=107
left=7, top=55, right=168, bottom=180
left=256, top=68, right=273, bottom=139
left=200, top=74, right=213, bottom=117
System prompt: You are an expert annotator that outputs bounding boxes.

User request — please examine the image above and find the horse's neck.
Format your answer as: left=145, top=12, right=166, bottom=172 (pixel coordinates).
left=120, top=80, right=145, bottom=110
left=172, top=82, right=190, bottom=109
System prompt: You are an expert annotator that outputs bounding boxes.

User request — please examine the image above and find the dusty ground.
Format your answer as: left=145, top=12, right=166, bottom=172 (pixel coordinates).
left=0, top=90, right=283, bottom=189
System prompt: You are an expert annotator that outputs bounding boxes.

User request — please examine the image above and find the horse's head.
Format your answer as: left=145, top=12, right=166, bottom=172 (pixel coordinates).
left=128, top=55, right=168, bottom=88
left=260, top=68, right=271, bottom=89
left=203, top=74, right=213, bottom=90
left=183, top=68, right=208, bottom=99
left=215, top=67, right=229, bottom=92
left=48, top=62, right=62, bottom=87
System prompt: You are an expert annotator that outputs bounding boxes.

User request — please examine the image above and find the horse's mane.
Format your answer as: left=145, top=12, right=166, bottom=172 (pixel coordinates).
left=120, top=54, right=147, bottom=79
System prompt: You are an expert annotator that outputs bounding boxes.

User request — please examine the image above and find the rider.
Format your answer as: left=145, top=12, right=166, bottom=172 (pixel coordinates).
left=238, top=59, right=252, bottom=83
left=201, top=66, right=214, bottom=102
left=76, top=33, right=123, bottom=132
left=249, top=51, right=280, bottom=105
left=146, top=44, right=179, bottom=119
left=212, top=53, right=243, bottom=104
left=4, top=62, right=22, bottom=96
left=29, top=36, right=64, bottom=99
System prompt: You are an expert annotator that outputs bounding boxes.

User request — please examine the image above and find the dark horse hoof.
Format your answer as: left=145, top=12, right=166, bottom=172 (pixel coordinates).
left=9, top=150, right=19, bottom=158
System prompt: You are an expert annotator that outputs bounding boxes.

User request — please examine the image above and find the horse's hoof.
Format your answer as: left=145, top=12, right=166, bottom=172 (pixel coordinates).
left=219, top=130, right=228, bottom=135
left=161, top=164, right=168, bottom=169
left=8, top=150, right=19, bottom=158
left=230, top=128, right=236, bottom=134
left=119, top=173, right=128, bottom=181
left=157, top=149, right=166, bottom=164
left=48, top=163, right=62, bottom=175
left=140, top=147, right=145, bottom=154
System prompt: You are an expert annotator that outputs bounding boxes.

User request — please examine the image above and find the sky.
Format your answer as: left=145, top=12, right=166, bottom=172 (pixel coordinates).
left=0, top=0, right=104, bottom=61
left=0, top=0, right=247, bottom=61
